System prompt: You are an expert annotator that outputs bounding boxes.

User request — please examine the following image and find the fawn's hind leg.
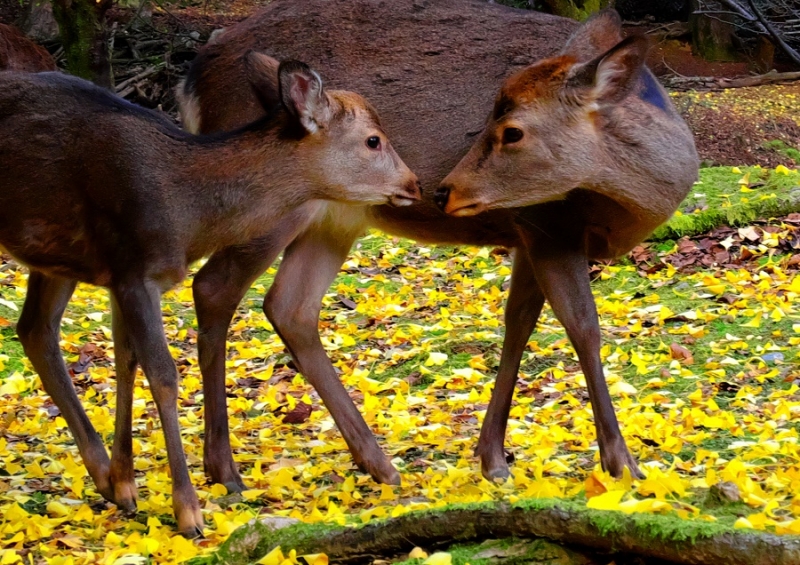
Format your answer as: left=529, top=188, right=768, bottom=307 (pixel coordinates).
left=17, top=272, right=116, bottom=498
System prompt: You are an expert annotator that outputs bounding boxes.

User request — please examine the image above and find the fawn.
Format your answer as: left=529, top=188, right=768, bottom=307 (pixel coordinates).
left=0, top=55, right=418, bottom=535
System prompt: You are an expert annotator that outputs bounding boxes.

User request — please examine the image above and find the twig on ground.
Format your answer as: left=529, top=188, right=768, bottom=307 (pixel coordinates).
left=115, top=65, right=159, bottom=93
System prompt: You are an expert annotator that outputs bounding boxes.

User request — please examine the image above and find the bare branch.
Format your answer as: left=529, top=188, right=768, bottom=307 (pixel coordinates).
left=746, top=0, right=800, bottom=66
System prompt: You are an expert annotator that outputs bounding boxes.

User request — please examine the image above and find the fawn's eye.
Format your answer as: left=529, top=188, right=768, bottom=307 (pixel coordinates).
left=502, top=127, right=524, bottom=144
left=366, top=136, right=381, bottom=149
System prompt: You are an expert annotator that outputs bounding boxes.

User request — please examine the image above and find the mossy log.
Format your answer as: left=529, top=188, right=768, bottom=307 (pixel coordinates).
left=652, top=191, right=800, bottom=241
left=211, top=500, right=800, bottom=565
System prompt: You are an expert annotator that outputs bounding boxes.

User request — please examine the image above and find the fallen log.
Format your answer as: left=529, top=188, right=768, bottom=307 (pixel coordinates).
left=663, top=70, right=800, bottom=90
left=208, top=500, right=800, bottom=565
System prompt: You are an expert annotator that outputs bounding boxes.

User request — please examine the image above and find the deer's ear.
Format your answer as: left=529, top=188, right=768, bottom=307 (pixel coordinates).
left=564, top=35, right=649, bottom=106
left=243, top=51, right=281, bottom=113
left=561, top=9, right=624, bottom=61
left=278, top=60, right=332, bottom=134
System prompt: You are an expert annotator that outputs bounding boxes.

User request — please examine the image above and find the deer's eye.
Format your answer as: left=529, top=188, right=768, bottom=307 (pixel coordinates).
left=366, top=136, right=381, bottom=149
left=502, top=127, right=524, bottom=144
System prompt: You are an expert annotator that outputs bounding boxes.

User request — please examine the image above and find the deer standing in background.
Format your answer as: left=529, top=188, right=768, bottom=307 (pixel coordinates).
left=0, top=23, right=56, bottom=72
left=177, top=0, right=698, bottom=492
left=0, top=57, right=418, bottom=536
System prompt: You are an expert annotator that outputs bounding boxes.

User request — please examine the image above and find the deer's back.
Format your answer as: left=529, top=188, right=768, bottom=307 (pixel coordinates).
left=186, top=0, right=576, bottom=188
left=0, top=72, right=197, bottom=284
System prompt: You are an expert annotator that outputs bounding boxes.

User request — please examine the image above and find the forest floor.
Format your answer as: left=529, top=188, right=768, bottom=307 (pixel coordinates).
left=3, top=2, right=800, bottom=565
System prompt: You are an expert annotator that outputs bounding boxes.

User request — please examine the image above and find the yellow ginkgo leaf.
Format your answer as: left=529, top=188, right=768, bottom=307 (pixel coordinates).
left=586, top=490, right=626, bottom=511
left=423, top=553, right=452, bottom=565
left=258, top=546, right=285, bottom=565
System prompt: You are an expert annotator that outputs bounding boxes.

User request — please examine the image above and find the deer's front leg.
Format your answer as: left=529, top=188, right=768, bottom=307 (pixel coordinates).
left=16, top=272, right=118, bottom=499
left=526, top=236, right=642, bottom=480
left=476, top=250, right=545, bottom=480
left=194, top=211, right=310, bottom=492
left=263, top=224, right=400, bottom=485
left=112, top=280, right=204, bottom=537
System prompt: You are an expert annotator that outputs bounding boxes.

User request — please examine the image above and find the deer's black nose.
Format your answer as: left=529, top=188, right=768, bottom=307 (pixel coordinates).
left=434, top=184, right=451, bottom=211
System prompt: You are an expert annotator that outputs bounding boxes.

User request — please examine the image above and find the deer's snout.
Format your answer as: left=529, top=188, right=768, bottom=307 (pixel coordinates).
left=407, top=178, right=422, bottom=200
left=436, top=181, right=487, bottom=217
left=390, top=176, right=422, bottom=207
left=434, top=184, right=451, bottom=211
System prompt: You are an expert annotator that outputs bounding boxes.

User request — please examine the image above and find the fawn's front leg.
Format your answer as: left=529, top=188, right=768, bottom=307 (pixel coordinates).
left=194, top=208, right=313, bottom=492
left=112, top=279, right=204, bottom=537
left=263, top=225, right=400, bottom=485
left=107, top=296, right=139, bottom=514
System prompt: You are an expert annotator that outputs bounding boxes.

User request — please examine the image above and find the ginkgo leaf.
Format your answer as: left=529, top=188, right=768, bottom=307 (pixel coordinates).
left=423, top=552, right=452, bottom=565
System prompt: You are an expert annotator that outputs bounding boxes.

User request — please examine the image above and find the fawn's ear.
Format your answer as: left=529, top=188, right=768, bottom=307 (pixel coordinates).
left=561, top=8, right=624, bottom=61
left=563, top=35, right=649, bottom=106
left=243, top=51, right=281, bottom=113
left=278, top=60, right=332, bottom=134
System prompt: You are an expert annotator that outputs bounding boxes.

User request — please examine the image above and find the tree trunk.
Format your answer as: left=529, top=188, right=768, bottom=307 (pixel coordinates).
left=540, top=0, right=611, bottom=20
left=50, top=0, right=113, bottom=88
left=689, top=0, right=740, bottom=62
left=19, top=0, right=60, bottom=43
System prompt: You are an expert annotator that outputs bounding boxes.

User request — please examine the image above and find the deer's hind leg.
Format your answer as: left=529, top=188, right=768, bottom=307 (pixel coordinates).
left=106, top=296, right=139, bottom=514
left=16, top=272, right=117, bottom=499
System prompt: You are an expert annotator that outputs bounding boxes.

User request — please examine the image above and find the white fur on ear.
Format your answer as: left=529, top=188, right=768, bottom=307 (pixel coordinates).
left=564, top=35, right=649, bottom=106
left=279, top=61, right=332, bottom=134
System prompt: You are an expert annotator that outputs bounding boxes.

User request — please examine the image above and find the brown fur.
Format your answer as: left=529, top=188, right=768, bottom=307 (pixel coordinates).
left=442, top=32, right=697, bottom=259
left=498, top=56, right=576, bottom=109
left=0, top=24, right=56, bottom=72
left=178, top=2, right=697, bottom=489
left=1, top=64, right=416, bottom=535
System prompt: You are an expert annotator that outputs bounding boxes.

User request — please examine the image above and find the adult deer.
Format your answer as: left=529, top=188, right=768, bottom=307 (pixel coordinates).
left=0, top=60, right=418, bottom=536
left=0, top=23, right=56, bottom=72
left=178, top=0, right=698, bottom=492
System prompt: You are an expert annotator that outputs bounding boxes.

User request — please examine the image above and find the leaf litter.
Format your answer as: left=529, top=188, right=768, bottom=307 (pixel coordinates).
left=2, top=167, right=800, bottom=563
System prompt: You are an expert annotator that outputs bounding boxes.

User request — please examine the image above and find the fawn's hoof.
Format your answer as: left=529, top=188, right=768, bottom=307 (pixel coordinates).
left=112, top=481, right=139, bottom=515
left=476, top=441, right=513, bottom=482
left=479, top=454, right=511, bottom=482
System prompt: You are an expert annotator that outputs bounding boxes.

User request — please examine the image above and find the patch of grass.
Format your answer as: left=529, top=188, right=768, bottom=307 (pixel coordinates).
left=653, top=165, right=800, bottom=240
left=764, top=140, right=800, bottom=163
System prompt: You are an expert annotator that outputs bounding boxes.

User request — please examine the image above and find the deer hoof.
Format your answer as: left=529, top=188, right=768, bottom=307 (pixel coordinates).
left=370, top=463, right=401, bottom=485
left=480, top=459, right=511, bottom=482
left=602, top=444, right=644, bottom=480
left=357, top=456, right=401, bottom=485
left=112, top=482, right=139, bottom=516
left=177, top=506, right=205, bottom=539
left=478, top=444, right=512, bottom=482
left=223, top=480, right=246, bottom=494
left=205, top=457, right=246, bottom=493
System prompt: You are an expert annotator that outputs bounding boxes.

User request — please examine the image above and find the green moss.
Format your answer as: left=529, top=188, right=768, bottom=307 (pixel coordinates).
left=763, top=140, right=800, bottom=163
left=213, top=522, right=338, bottom=565
left=651, top=166, right=800, bottom=240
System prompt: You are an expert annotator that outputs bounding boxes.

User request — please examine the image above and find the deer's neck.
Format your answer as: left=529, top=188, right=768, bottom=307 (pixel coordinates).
left=175, top=130, right=316, bottom=260
left=588, top=112, right=698, bottom=225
